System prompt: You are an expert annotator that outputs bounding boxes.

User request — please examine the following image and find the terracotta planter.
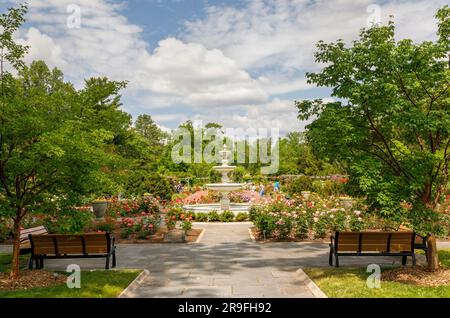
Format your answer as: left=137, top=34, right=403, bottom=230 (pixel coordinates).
left=92, top=201, right=108, bottom=218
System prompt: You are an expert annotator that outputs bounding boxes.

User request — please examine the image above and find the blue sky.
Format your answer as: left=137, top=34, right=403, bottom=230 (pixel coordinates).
left=1, top=0, right=447, bottom=134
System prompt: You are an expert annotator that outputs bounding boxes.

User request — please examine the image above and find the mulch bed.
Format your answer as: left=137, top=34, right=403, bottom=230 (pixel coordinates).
left=250, top=227, right=329, bottom=243
left=0, top=270, right=67, bottom=291
left=381, top=267, right=450, bottom=287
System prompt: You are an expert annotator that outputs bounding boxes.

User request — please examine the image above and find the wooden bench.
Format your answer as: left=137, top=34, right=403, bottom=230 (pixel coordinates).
left=29, top=233, right=116, bottom=270
left=329, top=231, right=419, bottom=267
left=19, top=226, right=48, bottom=255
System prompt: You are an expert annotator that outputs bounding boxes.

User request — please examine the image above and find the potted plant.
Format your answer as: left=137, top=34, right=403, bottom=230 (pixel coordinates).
left=92, top=198, right=109, bottom=218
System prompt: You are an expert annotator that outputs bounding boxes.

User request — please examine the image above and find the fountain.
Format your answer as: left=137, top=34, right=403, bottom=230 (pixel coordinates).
left=183, top=144, right=250, bottom=214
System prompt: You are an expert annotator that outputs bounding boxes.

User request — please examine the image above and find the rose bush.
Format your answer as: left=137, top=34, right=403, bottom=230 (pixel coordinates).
left=120, top=214, right=161, bottom=239
left=251, top=193, right=371, bottom=240
left=108, top=196, right=161, bottom=217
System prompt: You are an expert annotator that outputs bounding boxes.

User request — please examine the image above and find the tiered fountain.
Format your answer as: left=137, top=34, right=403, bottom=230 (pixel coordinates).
left=183, top=144, right=250, bottom=214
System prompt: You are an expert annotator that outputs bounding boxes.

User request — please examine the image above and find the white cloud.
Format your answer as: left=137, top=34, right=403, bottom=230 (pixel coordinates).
left=183, top=0, right=447, bottom=95
left=5, top=0, right=447, bottom=135
left=16, top=0, right=267, bottom=110
left=142, top=38, right=267, bottom=107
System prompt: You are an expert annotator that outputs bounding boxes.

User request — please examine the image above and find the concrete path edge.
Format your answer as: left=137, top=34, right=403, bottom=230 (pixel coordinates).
left=118, top=269, right=150, bottom=298
left=295, top=269, right=328, bottom=298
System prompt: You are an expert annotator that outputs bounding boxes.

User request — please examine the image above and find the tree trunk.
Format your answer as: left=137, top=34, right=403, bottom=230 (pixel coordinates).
left=10, top=219, right=22, bottom=279
left=426, top=235, right=440, bottom=272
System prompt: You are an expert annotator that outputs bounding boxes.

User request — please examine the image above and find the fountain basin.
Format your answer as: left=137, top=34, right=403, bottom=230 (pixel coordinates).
left=212, top=165, right=236, bottom=172
left=183, top=203, right=250, bottom=214
left=206, top=183, right=244, bottom=192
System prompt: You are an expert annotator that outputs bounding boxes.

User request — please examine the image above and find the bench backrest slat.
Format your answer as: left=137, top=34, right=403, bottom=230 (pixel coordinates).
left=19, top=226, right=48, bottom=249
left=335, top=231, right=414, bottom=253
left=30, top=233, right=110, bottom=256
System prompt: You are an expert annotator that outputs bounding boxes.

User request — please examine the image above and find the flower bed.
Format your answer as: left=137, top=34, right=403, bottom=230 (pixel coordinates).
left=107, top=196, right=161, bottom=217
left=249, top=193, right=393, bottom=241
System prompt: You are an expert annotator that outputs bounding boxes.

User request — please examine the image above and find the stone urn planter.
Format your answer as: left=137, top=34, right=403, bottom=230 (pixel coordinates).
left=163, top=229, right=186, bottom=243
left=301, top=191, right=311, bottom=199
left=92, top=200, right=108, bottom=219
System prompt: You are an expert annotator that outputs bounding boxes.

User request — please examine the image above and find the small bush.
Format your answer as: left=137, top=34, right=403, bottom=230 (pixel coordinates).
left=195, top=213, right=208, bottom=222
left=120, top=227, right=134, bottom=239
left=208, top=211, right=221, bottom=222
left=0, top=218, right=11, bottom=242
left=182, top=220, right=192, bottom=231
left=254, top=213, right=277, bottom=238
left=220, top=210, right=235, bottom=222
left=249, top=206, right=261, bottom=222
left=286, top=176, right=313, bottom=195
left=92, top=218, right=116, bottom=233
left=236, top=212, right=249, bottom=222
left=45, top=208, right=94, bottom=234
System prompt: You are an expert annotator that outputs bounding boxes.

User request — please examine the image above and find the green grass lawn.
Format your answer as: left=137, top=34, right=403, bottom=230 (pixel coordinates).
left=305, top=250, right=450, bottom=298
left=0, top=253, right=141, bottom=298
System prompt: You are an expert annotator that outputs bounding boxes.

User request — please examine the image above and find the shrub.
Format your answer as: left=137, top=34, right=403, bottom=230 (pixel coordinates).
left=195, top=212, right=208, bottom=222
left=220, top=210, right=235, bottom=222
left=0, top=218, right=11, bottom=242
left=208, top=211, right=220, bottom=222
left=120, top=215, right=161, bottom=239
left=182, top=220, right=192, bottom=231
left=254, top=213, right=277, bottom=238
left=108, top=196, right=161, bottom=218
left=236, top=212, right=249, bottom=222
left=44, top=207, right=94, bottom=234
left=120, top=227, right=134, bottom=239
left=294, top=215, right=309, bottom=239
left=92, top=217, right=117, bottom=233
left=286, top=176, right=313, bottom=195
left=249, top=206, right=261, bottom=222
left=126, top=173, right=174, bottom=200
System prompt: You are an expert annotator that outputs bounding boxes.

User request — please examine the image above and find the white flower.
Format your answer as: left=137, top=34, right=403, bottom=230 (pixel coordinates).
left=358, top=217, right=363, bottom=222
left=330, top=214, right=335, bottom=219
left=354, top=210, right=361, bottom=216
left=313, top=217, right=319, bottom=223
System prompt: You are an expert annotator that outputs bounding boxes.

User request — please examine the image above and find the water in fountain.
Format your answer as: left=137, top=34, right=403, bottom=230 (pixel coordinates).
left=183, top=144, right=250, bottom=214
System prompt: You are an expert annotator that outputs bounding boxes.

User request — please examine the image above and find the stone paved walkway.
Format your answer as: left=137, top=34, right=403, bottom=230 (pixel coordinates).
left=1, top=223, right=442, bottom=298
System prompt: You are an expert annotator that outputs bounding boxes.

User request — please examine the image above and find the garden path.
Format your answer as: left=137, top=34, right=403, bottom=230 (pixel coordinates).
left=0, top=223, right=441, bottom=298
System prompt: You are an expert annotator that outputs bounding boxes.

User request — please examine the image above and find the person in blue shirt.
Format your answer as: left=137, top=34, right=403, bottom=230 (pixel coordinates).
left=274, top=180, right=280, bottom=192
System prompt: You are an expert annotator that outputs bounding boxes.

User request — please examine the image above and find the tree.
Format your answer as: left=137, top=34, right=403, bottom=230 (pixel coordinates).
left=0, top=5, right=132, bottom=278
left=134, top=114, right=166, bottom=148
left=296, top=6, right=449, bottom=270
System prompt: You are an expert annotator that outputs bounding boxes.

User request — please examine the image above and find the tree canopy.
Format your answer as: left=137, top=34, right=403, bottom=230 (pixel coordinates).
left=297, top=6, right=450, bottom=270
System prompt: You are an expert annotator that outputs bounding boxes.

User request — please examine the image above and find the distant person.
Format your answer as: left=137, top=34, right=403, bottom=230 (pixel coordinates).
left=274, top=180, right=280, bottom=192
left=259, top=184, right=265, bottom=197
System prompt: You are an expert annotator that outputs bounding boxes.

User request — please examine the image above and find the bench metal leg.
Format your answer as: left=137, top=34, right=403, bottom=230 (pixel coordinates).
left=112, top=251, right=116, bottom=268
left=105, top=255, right=110, bottom=270
left=335, top=254, right=340, bottom=268
left=329, top=251, right=333, bottom=266
left=28, top=257, right=33, bottom=270
left=412, top=254, right=417, bottom=266
left=402, top=256, right=407, bottom=266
